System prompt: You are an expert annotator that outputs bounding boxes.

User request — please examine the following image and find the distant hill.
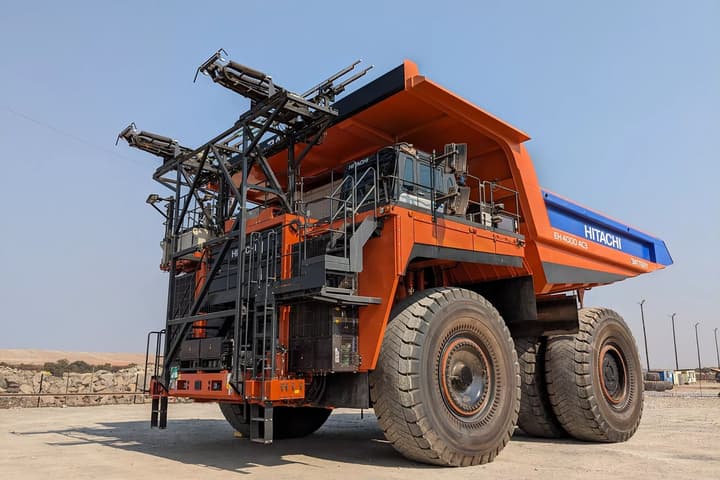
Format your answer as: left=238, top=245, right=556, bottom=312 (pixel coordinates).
left=0, top=349, right=147, bottom=367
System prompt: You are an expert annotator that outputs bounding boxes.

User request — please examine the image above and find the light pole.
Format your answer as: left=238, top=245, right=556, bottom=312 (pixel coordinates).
left=714, top=328, right=719, bottom=370
left=670, top=313, right=679, bottom=371
left=694, top=322, right=702, bottom=395
left=638, top=300, right=650, bottom=372
left=694, top=322, right=702, bottom=370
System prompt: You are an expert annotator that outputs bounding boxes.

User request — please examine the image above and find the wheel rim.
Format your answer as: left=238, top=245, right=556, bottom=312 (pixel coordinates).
left=439, top=336, right=493, bottom=418
left=599, top=343, right=628, bottom=406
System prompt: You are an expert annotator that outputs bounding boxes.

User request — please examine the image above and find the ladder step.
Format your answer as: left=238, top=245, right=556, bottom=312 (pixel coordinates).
left=323, top=286, right=354, bottom=294
left=250, top=404, right=274, bottom=443
left=150, top=396, right=168, bottom=429
left=150, top=397, right=159, bottom=427
left=159, top=396, right=168, bottom=429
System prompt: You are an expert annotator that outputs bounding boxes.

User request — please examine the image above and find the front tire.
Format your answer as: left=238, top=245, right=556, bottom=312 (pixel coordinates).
left=219, top=403, right=331, bottom=439
left=545, top=308, right=643, bottom=442
left=370, top=287, right=520, bottom=466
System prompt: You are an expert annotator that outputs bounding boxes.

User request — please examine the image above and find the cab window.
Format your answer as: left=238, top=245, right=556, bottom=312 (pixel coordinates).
left=418, top=162, right=432, bottom=191
left=402, top=156, right=415, bottom=190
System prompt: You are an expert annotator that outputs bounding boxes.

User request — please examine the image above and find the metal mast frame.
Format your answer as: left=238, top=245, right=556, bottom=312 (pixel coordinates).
left=119, top=50, right=371, bottom=392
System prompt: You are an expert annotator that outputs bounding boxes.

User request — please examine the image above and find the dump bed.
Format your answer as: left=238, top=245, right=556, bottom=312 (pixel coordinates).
left=529, top=190, right=672, bottom=294
left=260, top=60, right=671, bottom=294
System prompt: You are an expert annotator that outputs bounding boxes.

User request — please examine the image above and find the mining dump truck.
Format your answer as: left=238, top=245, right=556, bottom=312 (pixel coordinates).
left=119, top=52, right=672, bottom=466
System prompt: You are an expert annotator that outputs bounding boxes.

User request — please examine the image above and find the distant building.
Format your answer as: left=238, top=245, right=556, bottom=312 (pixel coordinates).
left=673, top=370, right=697, bottom=385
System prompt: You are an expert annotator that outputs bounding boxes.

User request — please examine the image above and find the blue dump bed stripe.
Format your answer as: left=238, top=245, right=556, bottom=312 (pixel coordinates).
left=543, top=191, right=673, bottom=266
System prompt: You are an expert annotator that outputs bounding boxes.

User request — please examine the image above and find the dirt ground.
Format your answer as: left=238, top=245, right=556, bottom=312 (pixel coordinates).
left=0, top=349, right=147, bottom=367
left=0, top=394, right=718, bottom=479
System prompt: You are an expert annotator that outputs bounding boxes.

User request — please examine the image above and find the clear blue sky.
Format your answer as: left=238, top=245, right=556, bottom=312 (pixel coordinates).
left=1, top=1, right=718, bottom=369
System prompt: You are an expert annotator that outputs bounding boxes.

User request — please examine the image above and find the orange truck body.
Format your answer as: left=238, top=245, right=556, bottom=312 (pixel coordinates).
left=245, top=60, right=669, bottom=374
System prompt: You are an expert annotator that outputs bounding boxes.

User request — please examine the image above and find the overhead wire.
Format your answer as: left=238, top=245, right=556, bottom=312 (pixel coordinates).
left=2, top=105, right=145, bottom=166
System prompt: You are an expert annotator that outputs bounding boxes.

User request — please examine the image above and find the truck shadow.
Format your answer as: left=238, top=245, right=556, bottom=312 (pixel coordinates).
left=17, top=412, right=429, bottom=473
left=17, top=412, right=589, bottom=474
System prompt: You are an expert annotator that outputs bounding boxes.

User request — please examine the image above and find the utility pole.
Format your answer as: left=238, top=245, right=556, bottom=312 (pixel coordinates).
left=694, top=322, right=702, bottom=396
left=670, top=313, right=679, bottom=371
left=694, top=322, right=702, bottom=371
left=714, top=327, right=719, bottom=370
left=638, top=300, right=650, bottom=372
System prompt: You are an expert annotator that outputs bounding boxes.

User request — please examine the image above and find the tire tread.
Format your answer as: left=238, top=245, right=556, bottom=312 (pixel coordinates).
left=370, top=287, right=520, bottom=466
left=515, top=337, right=566, bottom=438
left=545, top=307, right=643, bottom=442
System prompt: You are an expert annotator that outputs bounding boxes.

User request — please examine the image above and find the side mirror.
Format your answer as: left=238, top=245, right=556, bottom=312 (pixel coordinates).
left=444, top=143, right=467, bottom=175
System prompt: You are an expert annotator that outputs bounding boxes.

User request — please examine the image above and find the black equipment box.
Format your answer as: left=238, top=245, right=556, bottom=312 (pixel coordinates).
left=290, top=304, right=359, bottom=373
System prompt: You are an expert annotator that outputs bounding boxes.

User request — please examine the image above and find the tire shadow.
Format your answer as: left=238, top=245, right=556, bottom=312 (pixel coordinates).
left=512, top=428, right=603, bottom=446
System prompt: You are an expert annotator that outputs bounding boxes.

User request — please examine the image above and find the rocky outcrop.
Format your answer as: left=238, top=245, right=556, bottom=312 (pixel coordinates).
left=0, top=366, right=150, bottom=408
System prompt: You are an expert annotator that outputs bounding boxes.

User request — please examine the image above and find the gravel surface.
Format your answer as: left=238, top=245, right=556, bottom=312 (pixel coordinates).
left=1, top=395, right=718, bottom=479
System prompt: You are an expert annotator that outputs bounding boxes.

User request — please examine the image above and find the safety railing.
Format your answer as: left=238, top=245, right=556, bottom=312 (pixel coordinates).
left=480, top=178, right=520, bottom=233
left=300, top=166, right=378, bottom=259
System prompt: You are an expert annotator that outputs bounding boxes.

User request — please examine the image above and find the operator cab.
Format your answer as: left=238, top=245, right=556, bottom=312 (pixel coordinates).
left=307, top=143, right=519, bottom=233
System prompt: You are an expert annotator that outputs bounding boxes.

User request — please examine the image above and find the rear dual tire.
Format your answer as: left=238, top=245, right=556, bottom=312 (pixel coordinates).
left=545, top=308, right=643, bottom=442
left=515, top=337, right=566, bottom=438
